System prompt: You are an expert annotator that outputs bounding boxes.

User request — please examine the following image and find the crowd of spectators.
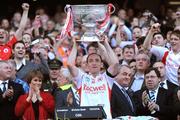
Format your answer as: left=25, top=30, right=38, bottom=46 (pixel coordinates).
left=0, top=2, right=180, bottom=120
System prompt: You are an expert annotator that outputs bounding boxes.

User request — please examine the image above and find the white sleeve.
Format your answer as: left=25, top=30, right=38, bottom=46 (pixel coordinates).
left=108, top=24, right=117, bottom=37
left=150, top=45, right=169, bottom=60
left=103, top=72, right=115, bottom=89
left=119, top=41, right=135, bottom=48
left=74, top=69, right=84, bottom=89
left=122, top=25, right=132, bottom=40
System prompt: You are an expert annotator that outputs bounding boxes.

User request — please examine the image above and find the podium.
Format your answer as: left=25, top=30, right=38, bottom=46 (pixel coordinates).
left=55, top=106, right=106, bottom=120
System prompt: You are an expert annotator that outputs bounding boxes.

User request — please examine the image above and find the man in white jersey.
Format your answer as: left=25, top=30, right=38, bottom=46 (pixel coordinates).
left=143, top=23, right=180, bottom=86
left=67, top=36, right=119, bottom=119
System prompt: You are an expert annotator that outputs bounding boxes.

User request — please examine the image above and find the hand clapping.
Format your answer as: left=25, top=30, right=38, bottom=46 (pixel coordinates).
left=3, top=86, right=14, bottom=99
left=26, top=85, right=42, bottom=102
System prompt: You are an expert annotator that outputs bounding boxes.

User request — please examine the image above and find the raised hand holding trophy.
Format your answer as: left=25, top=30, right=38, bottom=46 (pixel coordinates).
left=60, top=3, right=115, bottom=42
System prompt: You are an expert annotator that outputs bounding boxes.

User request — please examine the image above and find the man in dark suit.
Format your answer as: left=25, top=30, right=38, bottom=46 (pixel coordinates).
left=133, top=67, right=175, bottom=120
left=0, top=61, right=24, bottom=120
left=153, top=61, right=178, bottom=94
left=111, top=65, right=136, bottom=118
left=55, top=82, right=80, bottom=108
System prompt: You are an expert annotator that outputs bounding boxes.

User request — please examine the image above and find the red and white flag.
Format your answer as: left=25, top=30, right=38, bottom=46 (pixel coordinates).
left=59, top=5, right=74, bottom=40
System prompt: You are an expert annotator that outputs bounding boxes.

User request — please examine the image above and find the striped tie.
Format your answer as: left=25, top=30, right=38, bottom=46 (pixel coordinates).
left=75, top=91, right=80, bottom=105
left=150, top=91, right=156, bottom=102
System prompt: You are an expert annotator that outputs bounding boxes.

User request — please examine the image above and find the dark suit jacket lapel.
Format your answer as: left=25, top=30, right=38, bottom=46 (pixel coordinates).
left=156, top=87, right=163, bottom=104
left=0, top=88, right=3, bottom=93
left=8, top=80, right=13, bottom=89
left=115, top=85, right=134, bottom=112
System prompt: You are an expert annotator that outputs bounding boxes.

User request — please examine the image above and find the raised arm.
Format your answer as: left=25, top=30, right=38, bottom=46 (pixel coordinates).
left=108, top=16, right=119, bottom=37
left=102, top=35, right=119, bottom=65
left=97, top=41, right=110, bottom=65
left=53, top=39, right=64, bottom=62
left=143, top=23, right=160, bottom=50
left=115, top=20, right=125, bottom=45
left=32, top=15, right=42, bottom=37
left=15, top=3, right=29, bottom=40
left=67, top=37, right=79, bottom=77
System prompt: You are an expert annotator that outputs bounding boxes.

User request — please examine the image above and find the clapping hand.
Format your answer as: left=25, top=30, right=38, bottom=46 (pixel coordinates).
left=148, top=101, right=159, bottom=113
left=142, top=91, right=149, bottom=106
left=34, top=85, right=42, bottom=102
left=26, top=87, right=34, bottom=102
left=177, top=90, right=180, bottom=101
left=3, top=86, right=14, bottom=99
left=67, top=92, right=73, bottom=106
left=26, top=84, right=42, bottom=102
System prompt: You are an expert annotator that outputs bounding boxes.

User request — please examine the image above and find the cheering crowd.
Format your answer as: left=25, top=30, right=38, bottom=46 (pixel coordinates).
left=0, top=2, right=180, bottom=120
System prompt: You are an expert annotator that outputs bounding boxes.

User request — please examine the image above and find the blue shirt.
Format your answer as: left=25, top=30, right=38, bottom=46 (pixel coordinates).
left=14, top=78, right=29, bottom=93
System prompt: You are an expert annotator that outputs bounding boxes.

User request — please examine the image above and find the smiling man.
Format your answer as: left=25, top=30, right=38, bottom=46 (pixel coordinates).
left=12, top=41, right=49, bottom=81
left=0, top=3, right=29, bottom=60
left=143, top=24, right=180, bottom=86
left=67, top=36, right=119, bottom=119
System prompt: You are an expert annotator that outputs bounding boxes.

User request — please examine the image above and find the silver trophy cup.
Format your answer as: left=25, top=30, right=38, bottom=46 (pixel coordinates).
left=65, top=4, right=115, bottom=42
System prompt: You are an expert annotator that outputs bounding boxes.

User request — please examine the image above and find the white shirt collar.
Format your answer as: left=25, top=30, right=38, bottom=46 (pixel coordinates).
left=149, top=87, right=159, bottom=93
left=159, top=80, right=168, bottom=89
left=0, top=80, right=9, bottom=84
left=149, top=87, right=159, bottom=102
left=122, top=60, right=128, bottom=65
left=134, top=72, right=144, bottom=80
left=15, top=58, right=26, bottom=70
left=114, top=81, right=123, bottom=90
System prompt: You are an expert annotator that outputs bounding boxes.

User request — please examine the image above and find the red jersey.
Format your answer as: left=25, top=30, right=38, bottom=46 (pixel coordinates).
left=0, top=36, right=17, bottom=60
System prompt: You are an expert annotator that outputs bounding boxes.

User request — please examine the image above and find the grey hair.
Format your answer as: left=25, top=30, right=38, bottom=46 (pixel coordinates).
left=135, top=52, right=150, bottom=64
left=118, top=64, right=131, bottom=72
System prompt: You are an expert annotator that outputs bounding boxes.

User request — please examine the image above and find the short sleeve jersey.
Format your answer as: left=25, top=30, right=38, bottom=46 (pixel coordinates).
left=74, top=69, right=114, bottom=119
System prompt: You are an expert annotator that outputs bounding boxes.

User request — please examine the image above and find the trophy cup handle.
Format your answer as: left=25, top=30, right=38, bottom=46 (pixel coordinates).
left=108, top=3, right=115, bottom=14
left=64, top=4, right=71, bottom=13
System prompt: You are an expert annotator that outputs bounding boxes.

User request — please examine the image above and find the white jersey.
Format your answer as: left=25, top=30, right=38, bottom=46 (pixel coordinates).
left=150, top=45, right=180, bottom=86
left=74, top=69, right=114, bottom=119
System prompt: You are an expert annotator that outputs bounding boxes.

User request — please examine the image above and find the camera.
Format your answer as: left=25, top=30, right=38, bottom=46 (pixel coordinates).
left=143, top=10, right=158, bottom=23
left=142, top=10, right=158, bottom=28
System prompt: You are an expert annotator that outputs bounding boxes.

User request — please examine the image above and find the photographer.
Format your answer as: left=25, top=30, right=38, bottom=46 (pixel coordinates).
left=141, top=10, right=158, bottom=28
